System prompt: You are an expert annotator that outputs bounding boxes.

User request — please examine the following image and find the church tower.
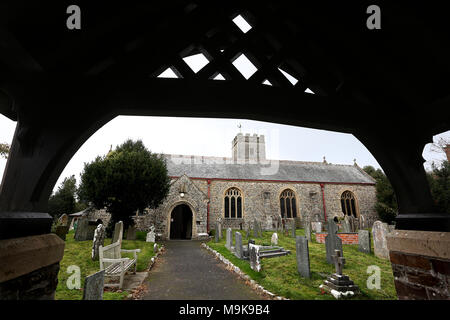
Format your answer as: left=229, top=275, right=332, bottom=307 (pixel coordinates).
left=232, top=133, right=266, bottom=163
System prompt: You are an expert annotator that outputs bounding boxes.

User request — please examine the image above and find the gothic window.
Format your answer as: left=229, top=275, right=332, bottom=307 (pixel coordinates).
left=280, top=189, right=297, bottom=218
left=224, top=188, right=243, bottom=219
left=341, top=191, right=358, bottom=218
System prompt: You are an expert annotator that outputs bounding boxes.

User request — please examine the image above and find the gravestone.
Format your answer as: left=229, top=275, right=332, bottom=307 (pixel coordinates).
left=217, top=221, right=223, bottom=240
left=58, top=214, right=69, bottom=226
left=372, top=221, right=390, bottom=259
left=342, top=216, right=351, bottom=233
left=358, top=230, right=371, bottom=254
left=248, top=239, right=255, bottom=253
left=246, top=224, right=250, bottom=240
left=225, top=228, right=232, bottom=250
left=304, top=220, right=312, bottom=241
left=296, top=236, right=311, bottom=278
left=112, top=221, right=123, bottom=244
left=83, top=270, right=104, bottom=300
left=215, top=221, right=220, bottom=243
left=253, top=220, right=258, bottom=238
left=249, top=243, right=261, bottom=272
left=271, top=232, right=278, bottom=246
left=146, top=225, right=156, bottom=242
left=291, top=220, right=296, bottom=237
left=359, top=215, right=365, bottom=229
left=349, top=216, right=359, bottom=232
left=126, top=225, right=136, bottom=240
left=74, top=217, right=90, bottom=241
left=311, top=221, right=322, bottom=233
left=234, top=232, right=243, bottom=259
left=325, top=220, right=343, bottom=264
left=55, top=225, right=69, bottom=241
left=91, top=224, right=106, bottom=261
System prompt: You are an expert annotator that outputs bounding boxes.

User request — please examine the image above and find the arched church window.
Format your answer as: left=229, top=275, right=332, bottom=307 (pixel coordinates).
left=224, top=188, right=243, bottom=218
left=341, top=191, right=358, bottom=218
left=280, top=189, right=297, bottom=218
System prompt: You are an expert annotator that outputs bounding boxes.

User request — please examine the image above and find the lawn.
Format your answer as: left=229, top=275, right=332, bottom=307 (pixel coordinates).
left=207, top=229, right=397, bottom=300
left=55, top=230, right=157, bottom=300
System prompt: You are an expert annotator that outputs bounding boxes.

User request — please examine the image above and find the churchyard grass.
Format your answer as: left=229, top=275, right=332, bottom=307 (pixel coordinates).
left=55, top=230, right=158, bottom=300
left=208, top=229, right=396, bottom=300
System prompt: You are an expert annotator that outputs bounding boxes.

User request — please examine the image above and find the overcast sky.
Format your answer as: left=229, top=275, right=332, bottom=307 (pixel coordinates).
left=1, top=113, right=449, bottom=193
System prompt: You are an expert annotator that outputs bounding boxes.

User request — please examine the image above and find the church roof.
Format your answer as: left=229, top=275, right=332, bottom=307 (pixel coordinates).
left=163, top=155, right=375, bottom=184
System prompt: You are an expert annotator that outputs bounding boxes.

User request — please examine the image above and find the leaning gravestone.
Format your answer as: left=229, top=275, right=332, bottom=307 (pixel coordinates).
left=271, top=232, right=278, bottom=246
left=358, top=230, right=371, bottom=254
left=234, top=232, right=243, bottom=259
left=225, top=228, right=232, bottom=250
left=112, top=221, right=124, bottom=244
left=372, top=221, right=390, bottom=259
left=296, top=236, right=311, bottom=278
left=83, top=270, right=105, bottom=300
left=91, top=224, right=106, bottom=261
left=55, top=225, right=69, bottom=241
left=325, top=220, right=343, bottom=264
left=126, top=225, right=136, bottom=240
left=146, top=225, right=156, bottom=243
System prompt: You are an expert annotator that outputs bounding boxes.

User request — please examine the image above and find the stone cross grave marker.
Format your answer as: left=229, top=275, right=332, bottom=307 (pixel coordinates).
left=325, top=220, right=343, bottom=264
left=332, top=249, right=346, bottom=275
left=234, top=232, right=243, bottom=259
left=146, top=225, right=156, bottom=242
left=271, top=232, right=278, bottom=246
left=83, top=270, right=105, bottom=300
left=225, top=228, right=232, bottom=250
left=358, top=229, right=371, bottom=254
left=296, top=236, right=311, bottom=278
left=112, top=221, right=123, bottom=244
left=91, top=224, right=105, bottom=261
left=126, top=225, right=136, bottom=240
left=372, top=221, right=390, bottom=259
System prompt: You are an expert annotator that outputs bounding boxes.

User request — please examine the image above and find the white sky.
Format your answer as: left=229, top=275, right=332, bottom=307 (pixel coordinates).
left=1, top=113, right=448, bottom=193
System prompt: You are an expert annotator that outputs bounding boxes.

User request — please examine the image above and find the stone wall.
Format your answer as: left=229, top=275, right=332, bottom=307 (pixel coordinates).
left=387, top=230, right=450, bottom=300
left=85, top=176, right=377, bottom=240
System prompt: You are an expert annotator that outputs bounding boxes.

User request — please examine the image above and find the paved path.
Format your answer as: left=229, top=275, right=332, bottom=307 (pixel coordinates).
left=142, top=240, right=263, bottom=300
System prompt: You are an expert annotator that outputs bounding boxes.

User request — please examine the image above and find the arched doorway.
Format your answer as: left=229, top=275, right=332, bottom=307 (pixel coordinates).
left=170, top=204, right=193, bottom=240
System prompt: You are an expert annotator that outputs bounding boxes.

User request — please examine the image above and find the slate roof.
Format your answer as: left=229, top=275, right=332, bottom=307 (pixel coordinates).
left=163, top=154, right=376, bottom=184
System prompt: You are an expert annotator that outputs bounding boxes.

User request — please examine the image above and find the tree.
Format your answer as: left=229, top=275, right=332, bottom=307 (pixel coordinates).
left=0, top=143, right=10, bottom=159
left=363, top=166, right=398, bottom=223
left=48, top=175, right=78, bottom=218
left=78, top=139, right=171, bottom=236
left=427, top=160, right=450, bottom=214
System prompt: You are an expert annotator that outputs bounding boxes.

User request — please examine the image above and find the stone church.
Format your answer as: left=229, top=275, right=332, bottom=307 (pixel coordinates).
left=90, top=133, right=377, bottom=240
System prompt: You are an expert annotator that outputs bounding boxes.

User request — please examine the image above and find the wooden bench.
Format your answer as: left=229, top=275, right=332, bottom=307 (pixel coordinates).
left=99, top=241, right=141, bottom=289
